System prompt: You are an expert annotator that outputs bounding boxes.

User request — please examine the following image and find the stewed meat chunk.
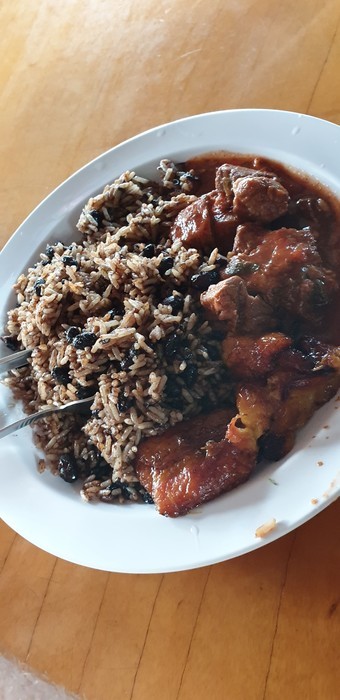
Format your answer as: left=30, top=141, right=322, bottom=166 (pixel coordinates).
left=170, top=194, right=215, bottom=251
left=171, top=191, right=238, bottom=254
left=232, top=176, right=289, bottom=222
left=215, top=163, right=270, bottom=196
left=171, top=161, right=290, bottom=253
left=223, top=226, right=338, bottom=322
left=222, top=333, right=292, bottom=379
left=200, top=276, right=275, bottom=334
left=215, top=163, right=289, bottom=222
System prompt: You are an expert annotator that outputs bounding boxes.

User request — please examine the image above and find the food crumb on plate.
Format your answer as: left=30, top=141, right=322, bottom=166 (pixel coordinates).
left=38, top=459, right=46, bottom=473
left=323, top=472, right=340, bottom=499
left=255, top=518, right=277, bottom=538
left=311, top=498, right=319, bottom=505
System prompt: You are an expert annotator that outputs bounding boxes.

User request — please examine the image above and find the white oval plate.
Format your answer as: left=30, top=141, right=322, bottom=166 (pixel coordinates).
left=0, top=109, right=339, bottom=573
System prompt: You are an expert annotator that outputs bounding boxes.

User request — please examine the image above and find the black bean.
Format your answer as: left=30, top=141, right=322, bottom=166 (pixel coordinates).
left=110, top=479, right=123, bottom=491
left=45, top=245, right=55, bottom=260
left=158, top=256, right=174, bottom=276
left=107, top=359, right=121, bottom=373
left=76, top=384, right=96, bottom=399
left=58, top=454, right=78, bottom=483
left=120, top=356, right=131, bottom=371
left=120, top=346, right=137, bottom=371
left=164, top=333, right=182, bottom=361
left=164, top=377, right=183, bottom=408
left=89, top=209, right=104, bottom=227
left=51, top=365, right=70, bottom=386
left=65, top=326, right=81, bottom=343
left=72, top=332, right=97, bottom=349
left=172, top=178, right=180, bottom=186
left=108, top=301, right=124, bottom=318
left=207, top=344, right=220, bottom=360
left=86, top=372, right=98, bottom=382
left=182, top=364, right=198, bottom=386
left=140, top=489, right=154, bottom=504
left=184, top=172, right=200, bottom=183
left=311, top=279, right=329, bottom=307
left=117, top=389, right=134, bottom=413
left=182, top=346, right=194, bottom=361
left=33, top=278, right=45, bottom=297
left=162, top=294, right=184, bottom=314
left=62, top=255, right=79, bottom=268
left=91, top=409, right=100, bottom=418
left=210, top=327, right=226, bottom=341
left=142, top=243, right=156, bottom=258
left=1, top=335, right=20, bottom=351
left=88, top=446, right=102, bottom=461
left=164, top=377, right=181, bottom=397
left=200, top=395, right=215, bottom=412
left=90, top=462, right=111, bottom=481
left=167, top=395, right=183, bottom=410
left=143, top=493, right=154, bottom=504
left=215, top=254, right=229, bottom=266
left=190, top=269, right=220, bottom=290
left=110, top=479, right=131, bottom=500
left=123, top=484, right=132, bottom=499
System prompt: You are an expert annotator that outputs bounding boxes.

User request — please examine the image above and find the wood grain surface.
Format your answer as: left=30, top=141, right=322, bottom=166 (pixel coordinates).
left=0, top=1, right=340, bottom=698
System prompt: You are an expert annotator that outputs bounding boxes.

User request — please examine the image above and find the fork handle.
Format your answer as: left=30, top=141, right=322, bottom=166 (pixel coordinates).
left=0, top=397, right=94, bottom=439
left=0, top=349, right=31, bottom=372
left=0, top=406, right=58, bottom=438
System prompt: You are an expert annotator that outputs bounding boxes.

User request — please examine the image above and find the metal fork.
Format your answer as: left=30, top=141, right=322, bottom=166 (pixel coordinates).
left=0, top=348, right=31, bottom=372
left=0, top=347, right=95, bottom=438
left=0, top=396, right=95, bottom=439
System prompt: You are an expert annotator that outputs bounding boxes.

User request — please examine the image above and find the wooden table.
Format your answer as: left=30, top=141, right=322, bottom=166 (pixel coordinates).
left=0, top=1, right=340, bottom=698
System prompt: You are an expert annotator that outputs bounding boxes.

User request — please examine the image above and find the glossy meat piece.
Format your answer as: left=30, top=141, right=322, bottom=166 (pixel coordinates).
left=171, top=191, right=238, bottom=254
left=171, top=194, right=215, bottom=251
left=200, top=276, right=275, bottom=334
left=210, top=193, right=241, bottom=252
left=215, top=163, right=271, bottom=196
left=232, top=175, right=289, bottom=222
left=223, top=226, right=338, bottom=322
left=296, top=337, right=340, bottom=370
left=215, top=163, right=289, bottom=222
left=135, top=408, right=256, bottom=517
left=225, top=342, right=340, bottom=460
left=271, top=371, right=339, bottom=434
left=171, top=162, right=289, bottom=253
left=222, top=333, right=292, bottom=379
left=225, top=339, right=340, bottom=461
left=260, top=365, right=340, bottom=460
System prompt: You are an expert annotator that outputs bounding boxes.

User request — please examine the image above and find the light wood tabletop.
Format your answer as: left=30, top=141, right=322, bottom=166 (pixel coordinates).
left=1, top=1, right=340, bottom=698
